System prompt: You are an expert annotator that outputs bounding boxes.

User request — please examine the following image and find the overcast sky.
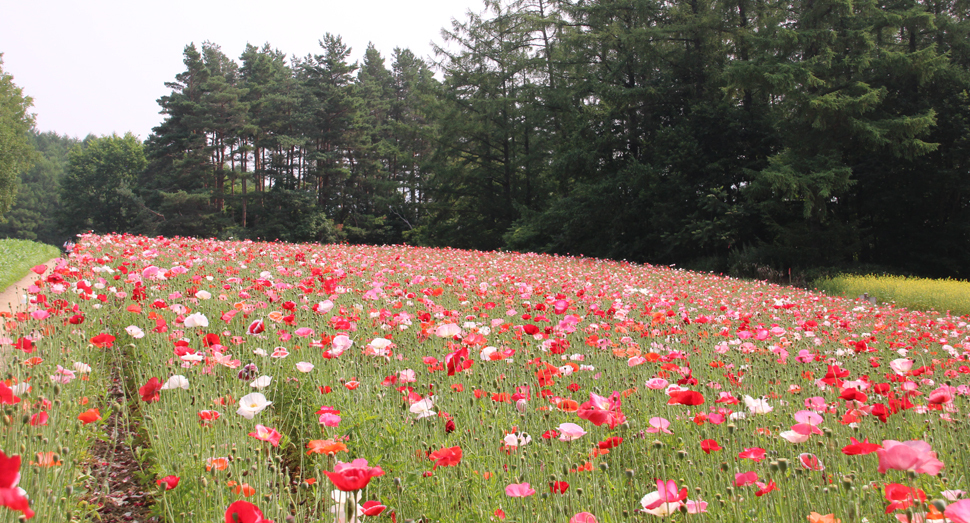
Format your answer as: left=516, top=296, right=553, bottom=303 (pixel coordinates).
left=0, top=0, right=485, bottom=141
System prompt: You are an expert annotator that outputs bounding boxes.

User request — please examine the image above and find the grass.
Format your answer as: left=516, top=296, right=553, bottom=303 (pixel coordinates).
left=813, top=273, right=970, bottom=316
left=0, top=238, right=60, bottom=291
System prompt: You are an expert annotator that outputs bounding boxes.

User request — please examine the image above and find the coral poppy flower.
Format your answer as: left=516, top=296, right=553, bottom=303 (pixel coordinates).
left=306, top=439, right=348, bottom=456
left=429, top=446, right=463, bottom=469
left=30, top=452, right=62, bottom=467
left=224, top=500, right=274, bottom=523
left=206, top=457, right=229, bottom=471
left=738, top=447, right=767, bottom=462
left=0, top=451, right=34, bottom=519
left=877, top=440, right=944, bottom=476
left=228, top=481, right=256, bottom=497
left=78, top=408, right=101, bottom=424
left=557, top=399, right=579, bottom=412
left=323, top=458, right=385, bottom=492
left=198, top=410, right=221, bottom=425
left=808, top=513, right=841, bottom=523
left=156, top=475, right=180, bottom=490
left=570, top=513, right=597, bottom=523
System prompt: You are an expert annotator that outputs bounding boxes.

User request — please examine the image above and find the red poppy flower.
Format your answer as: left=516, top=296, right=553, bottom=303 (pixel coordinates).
left=839, top=388, right=868, bottom=403
left=550, top=481, right=570, bottom=494
left=13, top=337, right=34, bottom=353
left=29, top=412, right=48, bottom=426
left=445, top=346, right=473, bottom=376
left=667, top=390, right=705, bottom=406
left=755, top=480, right=778, bottom=497
left=429, top=446, right=462, bottom=469
left=599, top=437, right=623, bottom=450
left=224, top=500, right=274, bottom=523
left=156, top=475, right=180, bottom=490
left=700, top=439, right=722, bottom=454
left=360, top=501, right=387, bottom=516
left=139, top=377, right=162, bottom=403
left=198, top=410, right=221, bottom=424
left=247, top=320, right=265, bottom=335
left=884, top=483, right=925, bottom=513
left=798, top=453, right=825, bottom=471
left=323, top=458, right=385, bottom=491
left=0, top=451, right=34, bottom=519
left=90, top=333, right=116, bottom=348
left=0, top=383, right=21, bottom=405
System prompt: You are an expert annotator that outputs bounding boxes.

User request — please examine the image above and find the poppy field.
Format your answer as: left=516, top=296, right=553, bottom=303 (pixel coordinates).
left=2, top=233, right=970, bottom=523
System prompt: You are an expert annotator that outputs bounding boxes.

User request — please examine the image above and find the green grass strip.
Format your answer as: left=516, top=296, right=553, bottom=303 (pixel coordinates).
left=814, top=273, right=970, bottom=316
left=0, top=238, right=60, bottom=291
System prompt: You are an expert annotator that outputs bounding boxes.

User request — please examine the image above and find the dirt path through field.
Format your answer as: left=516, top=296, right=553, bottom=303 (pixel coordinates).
left=0, top=257, right=60, bottom=319
left=0, top=257, right=60, bottom=367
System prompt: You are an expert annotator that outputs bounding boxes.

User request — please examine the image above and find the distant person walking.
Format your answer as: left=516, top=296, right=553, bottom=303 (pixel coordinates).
left=62, top=240, right=75, bottom=257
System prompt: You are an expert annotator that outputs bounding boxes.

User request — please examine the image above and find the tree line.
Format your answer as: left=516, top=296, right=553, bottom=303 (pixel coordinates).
left=3, top=0, right=969, bottom=279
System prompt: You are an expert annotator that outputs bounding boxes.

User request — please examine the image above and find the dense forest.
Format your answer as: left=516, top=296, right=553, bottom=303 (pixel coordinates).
left=2, top=0, right=969, bottom=280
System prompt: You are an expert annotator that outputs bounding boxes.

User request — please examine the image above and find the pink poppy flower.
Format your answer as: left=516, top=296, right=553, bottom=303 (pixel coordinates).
left=734, top=471, right=758, bottom=487
left=323, top=458, right=385, bottom=492
left=945, top=499, right=970, bottom=523
left=642, top=479, right=687, bottom=510
left=877, top=440, right=944, bottom=476
left=248, top=425, right=282, bottom=447
left=505, top=482, right=536, bottom=497
left=557, top=422, right=587, bottom=441
left=645, top=417, right=672, bottom=434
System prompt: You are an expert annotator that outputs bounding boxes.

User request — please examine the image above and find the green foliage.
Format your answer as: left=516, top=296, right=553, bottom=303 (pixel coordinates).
left=37, top=0, right=969, bottom=278
left=244, top=188, right=338, bottom=243
left=59, top=133, right=148, bottom=234
left=0, top=55, right=35, bottom=217
left=0, top=238, right=59, bottom=291
left=0, top=130, right=78, bottom=245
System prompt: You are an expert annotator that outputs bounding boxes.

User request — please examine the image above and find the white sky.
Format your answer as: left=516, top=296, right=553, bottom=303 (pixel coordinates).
left=0, top=0, right=484, bottom=141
